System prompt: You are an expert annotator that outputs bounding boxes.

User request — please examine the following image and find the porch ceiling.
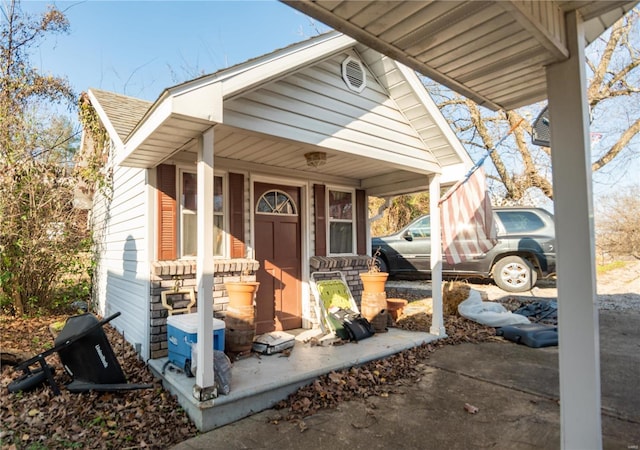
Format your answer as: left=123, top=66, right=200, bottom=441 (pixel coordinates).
left=118, top=111, right=462, bottom=196
left=118, top=114, right=212, bottom=168
left=282, top=0, right=637, bottom=111
left=166, top=124, right=453, bottom=196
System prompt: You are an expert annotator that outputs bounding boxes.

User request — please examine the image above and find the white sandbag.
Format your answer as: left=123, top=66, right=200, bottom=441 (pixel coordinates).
left=458, top=290, right=531, bottom=327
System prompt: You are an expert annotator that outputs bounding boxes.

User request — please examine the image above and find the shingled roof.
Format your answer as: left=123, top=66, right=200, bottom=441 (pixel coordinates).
left=89, top=89, right=152, bottom=143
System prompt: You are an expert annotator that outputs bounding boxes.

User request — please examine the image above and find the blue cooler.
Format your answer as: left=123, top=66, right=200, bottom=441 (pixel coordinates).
left=167, top=313, right=225, bottom=376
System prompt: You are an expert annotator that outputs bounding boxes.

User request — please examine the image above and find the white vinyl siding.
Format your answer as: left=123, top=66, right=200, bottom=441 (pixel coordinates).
left=223, top=53, right=439, bottom=169
left=91, top=163, right=150, bottom=358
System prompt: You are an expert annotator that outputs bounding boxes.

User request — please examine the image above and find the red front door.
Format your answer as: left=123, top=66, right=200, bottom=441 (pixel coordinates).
left=254, top=183, right=302, bottom=335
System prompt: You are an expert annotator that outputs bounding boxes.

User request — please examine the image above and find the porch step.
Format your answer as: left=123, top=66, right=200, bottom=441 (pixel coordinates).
left=149, top=328, right=439, bottom=432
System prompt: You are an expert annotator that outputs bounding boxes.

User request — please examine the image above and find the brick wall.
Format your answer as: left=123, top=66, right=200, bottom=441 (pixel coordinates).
left=309, top=255, right=371, bottom=305
left=149, top=258, right=259, bottom=359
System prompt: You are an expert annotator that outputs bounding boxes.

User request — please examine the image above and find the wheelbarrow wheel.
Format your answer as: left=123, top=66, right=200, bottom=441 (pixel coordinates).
left=8, top=366, right=55, bottom=393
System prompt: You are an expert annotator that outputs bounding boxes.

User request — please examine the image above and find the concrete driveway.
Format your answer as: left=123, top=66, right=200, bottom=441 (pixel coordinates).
left=171, top=309, right=640, bottom=450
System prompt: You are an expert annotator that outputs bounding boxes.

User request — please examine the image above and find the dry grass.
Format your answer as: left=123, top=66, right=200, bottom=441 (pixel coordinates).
left=442, top=281, right=471, bottom=316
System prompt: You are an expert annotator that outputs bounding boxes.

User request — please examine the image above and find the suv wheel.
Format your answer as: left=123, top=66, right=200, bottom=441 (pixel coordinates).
left=493, top=256, right=538, bottom=292
left=375, top=256, right=388, bottom=273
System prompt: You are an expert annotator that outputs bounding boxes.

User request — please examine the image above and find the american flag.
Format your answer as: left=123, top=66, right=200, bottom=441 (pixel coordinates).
left=439, top=168, right=497, bottom=265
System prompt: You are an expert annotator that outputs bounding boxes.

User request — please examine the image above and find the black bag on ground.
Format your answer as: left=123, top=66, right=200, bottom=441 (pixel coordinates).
left=344, top=316, right=375, bottom=341
left=513, top=301, right=558, bottom=325
left=496, top=323, right=558, bottom=348
left=329, top=308, right=375, bottom=341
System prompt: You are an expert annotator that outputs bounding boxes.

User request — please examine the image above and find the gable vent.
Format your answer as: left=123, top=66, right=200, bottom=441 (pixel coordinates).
left=342, top=56, right=366, bottom=93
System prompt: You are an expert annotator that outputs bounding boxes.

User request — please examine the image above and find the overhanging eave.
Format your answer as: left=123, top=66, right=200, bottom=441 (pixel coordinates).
left=116, top=87, right=223, bottom=168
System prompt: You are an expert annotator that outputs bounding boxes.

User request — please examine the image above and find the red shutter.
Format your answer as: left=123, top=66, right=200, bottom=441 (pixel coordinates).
left=229, top=173, right=246, bottom=258
left=314, top=184, right=326, bottom=257
left=157, top=164, right=177, bottom=261
left=356, top=189, right=367, bottom=255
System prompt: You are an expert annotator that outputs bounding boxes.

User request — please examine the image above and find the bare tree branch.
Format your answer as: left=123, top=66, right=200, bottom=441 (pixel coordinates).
left=431, top=9, right=638, bottom=205
left=592, top=117, right=640, bottom=171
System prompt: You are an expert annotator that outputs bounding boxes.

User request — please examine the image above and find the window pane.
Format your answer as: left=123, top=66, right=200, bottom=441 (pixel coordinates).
left=256, top=190, right=296, bottom=215
left=183, top=213, right=197, bottom=256
left=496, top=211, right=544, bottom=233
left=184, top=174, right=223, bottom=213
left=257, top=194, right=272, bottom=213
left=329, top=222, right=353, bottom=253
left=214, top=215, right=223, bottom=256
left=214, top=176, right=223, bottom=213
left=329, top=191, right=352, bottom=220
left=181, top=173, right=225, bottom=257
left=277, top=193, right=295, bottom=214
left=409, top=216, right=431, bottom=238
left=183, top=173, right=197, bottom=211
left=183, top=214, right=223, bottom=256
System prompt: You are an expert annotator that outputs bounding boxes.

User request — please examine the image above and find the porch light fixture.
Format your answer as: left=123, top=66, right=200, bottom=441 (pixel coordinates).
left=304, top=151, right=327, bottom=168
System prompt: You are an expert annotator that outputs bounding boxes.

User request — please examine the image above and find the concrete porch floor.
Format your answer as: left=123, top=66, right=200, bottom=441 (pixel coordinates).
left=148, top=328, right=440, bottom=432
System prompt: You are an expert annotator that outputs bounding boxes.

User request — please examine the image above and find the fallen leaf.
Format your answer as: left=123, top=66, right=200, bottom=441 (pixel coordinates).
left=464, top=403, right=479, bottom=414
left=328, top=372, right=343, bottom=384
left=1, top=298, right=502, bottom=448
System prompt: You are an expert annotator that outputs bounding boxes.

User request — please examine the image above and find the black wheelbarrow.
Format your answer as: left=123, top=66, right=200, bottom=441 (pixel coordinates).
left=8, top=312, right=151, bottom=394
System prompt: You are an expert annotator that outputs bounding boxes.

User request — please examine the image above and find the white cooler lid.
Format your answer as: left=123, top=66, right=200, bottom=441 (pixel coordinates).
left=167, top=313, right=225, bottom=334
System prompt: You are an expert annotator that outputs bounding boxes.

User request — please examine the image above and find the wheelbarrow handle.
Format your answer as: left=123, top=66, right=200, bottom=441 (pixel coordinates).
left=15, top=312, right=122, bottom=371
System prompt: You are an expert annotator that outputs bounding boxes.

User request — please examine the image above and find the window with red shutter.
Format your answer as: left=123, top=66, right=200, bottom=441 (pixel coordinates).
left=157, top=165, right=242, bottom=260
left=314, top=184, right=326, bottom=257
left=157, top=164, right=177, bottom=261
left=356, top=189, right=366, bottom=255
left=229, top=173, right=246, bottom=258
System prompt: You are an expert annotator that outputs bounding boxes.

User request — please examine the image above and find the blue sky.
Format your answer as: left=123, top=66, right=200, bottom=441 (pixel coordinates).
left=23, top=0, right=329, bottom=101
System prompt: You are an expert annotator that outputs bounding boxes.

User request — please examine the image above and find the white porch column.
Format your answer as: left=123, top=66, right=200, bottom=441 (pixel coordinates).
left=429, top=174, right=445, bottom=337
left=546, top=11, right=601, bottom=449
left=194, top=127, right=216, bottom=400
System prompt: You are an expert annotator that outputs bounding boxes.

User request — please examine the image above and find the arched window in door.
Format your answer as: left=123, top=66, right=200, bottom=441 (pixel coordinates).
left=256, top=190, right=297, bottom=215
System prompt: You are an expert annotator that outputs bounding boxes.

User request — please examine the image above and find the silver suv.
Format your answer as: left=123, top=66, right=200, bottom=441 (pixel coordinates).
left=371, top=207, right=556, bottom=292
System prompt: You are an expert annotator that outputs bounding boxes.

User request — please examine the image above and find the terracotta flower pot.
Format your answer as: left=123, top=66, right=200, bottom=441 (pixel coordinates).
left=386, top=298, right=408, bottom=321
left=225, top=282, right=260, bottom=308
left=359, top=272, right=388, bottom=294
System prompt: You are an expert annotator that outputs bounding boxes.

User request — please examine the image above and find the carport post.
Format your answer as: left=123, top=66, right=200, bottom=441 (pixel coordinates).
left=429, top=174, right=445, bottom=336
left=546, top=10, right=602, bottom=449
